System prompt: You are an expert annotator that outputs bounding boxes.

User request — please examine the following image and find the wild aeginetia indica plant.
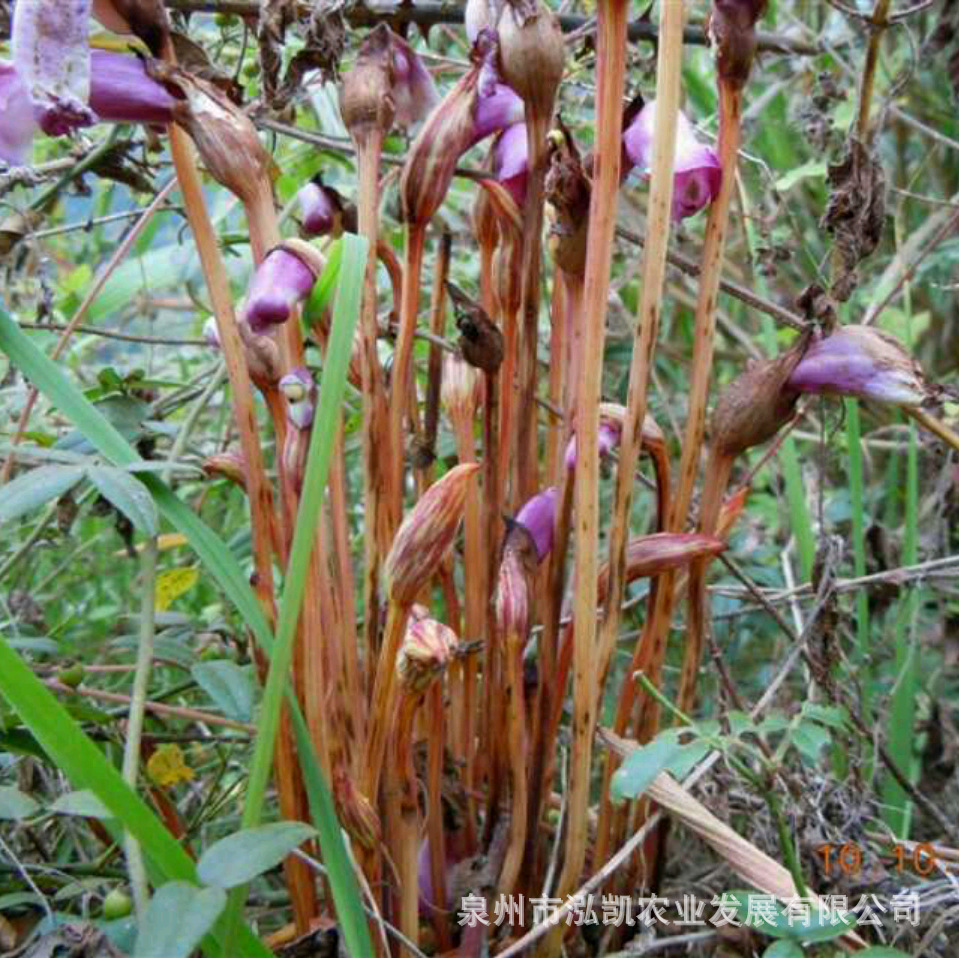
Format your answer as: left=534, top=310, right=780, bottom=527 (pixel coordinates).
left=0, top=0, right=957, bottom=956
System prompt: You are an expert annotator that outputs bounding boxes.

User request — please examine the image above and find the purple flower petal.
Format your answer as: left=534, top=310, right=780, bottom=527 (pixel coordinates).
left=493, top=122, right=528, bottom=207
left=0, top=61, right=36, bottom=163
left=390, top=34, right=439, bottom=128
left=297, top=179, right=337, bottom=236
left=516, top=486, right=558, bottom=561
left=622, top=99, right=722, bottom=221
left=244, top=247, right=318, bottom=334
left=471, top=82, right=524, bottom=146
left=13, top=0, right=97, bottom=135
left=787, top=325, right=928, bottom=407
left=88, top=50, right=177, bottom=125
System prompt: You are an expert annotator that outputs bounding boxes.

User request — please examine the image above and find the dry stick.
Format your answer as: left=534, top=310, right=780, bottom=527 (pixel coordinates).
left=45, top=681, right=255, bottom=732
left=544, top=276, right=568, bottom=484
left=552, top=2, right=629, bottom=949
left=905, top=407, right=959, bottom=455
left=591, top=0, right=684, bottom=882
left=1, top=178, right=178, bottom=486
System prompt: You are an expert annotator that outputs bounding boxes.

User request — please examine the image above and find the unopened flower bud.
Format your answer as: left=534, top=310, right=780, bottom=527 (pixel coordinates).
left=496, top=0, right=565, bottom=126
left=707, top=0, right=768, bottom=90
left=787, top=325, right=928, bottom=407
left=386, top=463, right=480, bottom=607
left=203, top=450, right=247, bottom=489
left=397, top=617, right=458, bottom=695
left=623, top=101, right=722, bottom=221
left=401, top=36, right=520, bottom=227
left=513, top=486, right=558, bottom=563
left=389, top=32, right=439, bottom=129
left=441, top=352, right=482, bottom=422
left=243, top=239, right=324, bottom=335
left=495, top=544, right=530, bottom=641
left=711, top=340, right=805, bottom=458
left=624, top=532, right=726, bottom=580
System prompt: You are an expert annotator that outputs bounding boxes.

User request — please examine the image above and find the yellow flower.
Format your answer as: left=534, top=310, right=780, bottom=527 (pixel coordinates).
left=147, top=744, right=194, bottom=788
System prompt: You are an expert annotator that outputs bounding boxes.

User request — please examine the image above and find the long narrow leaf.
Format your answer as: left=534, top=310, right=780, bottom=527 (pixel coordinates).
left=224, top=232, right=370, bottom=948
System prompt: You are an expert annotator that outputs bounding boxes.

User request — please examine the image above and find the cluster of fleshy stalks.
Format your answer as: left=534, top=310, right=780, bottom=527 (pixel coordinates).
left=0, top=0, right=178, bottom=165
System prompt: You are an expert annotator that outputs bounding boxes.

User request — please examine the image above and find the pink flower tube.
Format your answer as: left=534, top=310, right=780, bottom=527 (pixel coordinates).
left=623, top=99, right=722, bottom=221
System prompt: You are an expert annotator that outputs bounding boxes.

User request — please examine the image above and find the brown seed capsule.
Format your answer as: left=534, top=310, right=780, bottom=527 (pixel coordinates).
left=706, top=0, right=768, bottom=90
left=339, top=24, right=396, bottom=137
left=203, top=450, right=247, bottom=490
left=148, top=60, right=272, bottom=207
left=447, top=282, right=505, bottom=374
left=710, top=337, right=806, bottom=458
left=385, top=463, right=480, bottom=607
left=496, top=0, right=565, bottom=125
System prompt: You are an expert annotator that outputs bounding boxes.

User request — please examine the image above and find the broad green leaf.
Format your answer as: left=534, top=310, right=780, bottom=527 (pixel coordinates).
left=191, top=661, right=255, bottom=723
left=801, top=703, right=848, bottom=730
left=856, top=949, right=911, bottom=957
left=50, top=789, right=113, bottom=819
left=0, top=464, right=83, bottom=524
left=197, top=822, right=317, bottom=889
left=610, top=738, right=685, bottom=803
left=665, top=741, right=711, bottom=781
left=0, top=786, right=39, bottom=820
left=133, top=882, right=227, bottom=958
left=86, top=465, right=158, bottom=536
left=762, top=941, right=803, bottom=958
left=792, top=720, right=833, bottom=763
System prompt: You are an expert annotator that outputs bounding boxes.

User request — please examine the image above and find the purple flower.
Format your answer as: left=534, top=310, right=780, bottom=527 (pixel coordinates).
left=470, top=83, right=525, bottom=146
left=0, top=61, right=36, bottom=164
left=389, top=33, right=440, bottom=128
left=88, top=50, right=177, bottom=125
left=787, top=325, right=928, bottom=407
left=493, top=122, right=528, bottom=207
left=564, top=414, right=623, bottom=470
left=297, top=177, right=344, bottom=237
left=280, top=367, right=316, bottom=430
left=243, top=243, right=321, bottom=334
left=623, top=100, right=722, bottom=221
left=515, top=486, right=558, bottom=562
left=12, top=0, right=97, bottom=136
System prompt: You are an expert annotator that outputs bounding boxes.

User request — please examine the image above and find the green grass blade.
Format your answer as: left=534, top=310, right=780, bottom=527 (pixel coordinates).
left=222, top=232, right=369, bottom=946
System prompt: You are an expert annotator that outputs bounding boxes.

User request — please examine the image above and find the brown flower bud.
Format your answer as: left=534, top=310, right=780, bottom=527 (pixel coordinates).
left=339, top=24, right=396, bottom=137
left=441, top=352, right=482, bottom=423
left=148, top=61, right=272, bottom=206
left=495, top=543, right=530, bottom=642
left=710, top=338, right=806, bottom=458
left=496, top=0, right=565, bottom=125
left=707, top=0, right=767, bottom=90
left=203, top=450, right=247, bottom=489
left=385, top=463, right=480, bottom=606
left=397, top=617, right=458, bottom=695
left=624, top=532, right=726, bottom=580
left=545, top=122, right=590, bottom=276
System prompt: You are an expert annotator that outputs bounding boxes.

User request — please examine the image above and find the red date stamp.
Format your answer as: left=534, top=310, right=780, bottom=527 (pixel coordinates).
left=817, top=842, right=939, bottom=877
